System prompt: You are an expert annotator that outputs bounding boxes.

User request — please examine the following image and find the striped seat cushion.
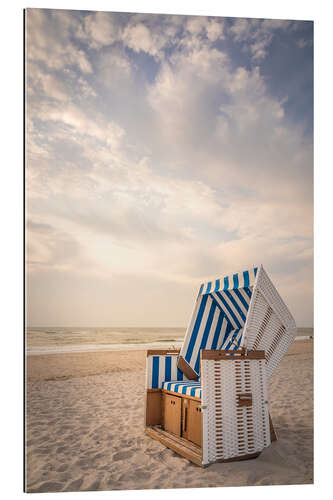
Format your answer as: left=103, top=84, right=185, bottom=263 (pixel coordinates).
left=162, top=380, right=202, bottom=399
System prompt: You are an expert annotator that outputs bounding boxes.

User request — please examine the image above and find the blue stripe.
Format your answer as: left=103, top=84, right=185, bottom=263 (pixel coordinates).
left=244, top=286, right=252, bottom=299
left=165, top=356, right=171, bottom=381
left=219, top=321, right=233, bottom=348
left=214, top=279, right=220, bottom=292
left=211, top=313, right=223, bottom=349
left=243, top=270, right=250, bottom=288
left=206, top=281, right=212, bottom=294
left=198, top=283, right=204, bottom=296
left=233, top=273, right=239, bottom=290
left=223, top=277, right=229, bottom=290
left=225, top=290, right=246, bottom=323
left=194, top=301, right=216, bottom=373
left=184, top=294, right=209, bottom=363
left=152, top=356, right=159, bottom=389
left=215, top=291, right=242, bottom=328
left=177, top=367, right=183, bottom=381
left=254, top=266, right=258, bottom=276
left=172, top=382, right=186, bottom=392
left=233, top=288, right=250, bottom=312
left=212, top=299, right=233, bottom=328
left=190, top=387, right=197, bottom=397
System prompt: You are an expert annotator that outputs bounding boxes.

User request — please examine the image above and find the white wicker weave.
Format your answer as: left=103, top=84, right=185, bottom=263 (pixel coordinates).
left=241, top=265, right=297, bottom=380
left=201, top=353, right=270, bottom=465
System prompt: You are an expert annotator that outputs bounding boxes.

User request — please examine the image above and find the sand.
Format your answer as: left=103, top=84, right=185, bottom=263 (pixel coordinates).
left=25, top=340, right=313, bottom=492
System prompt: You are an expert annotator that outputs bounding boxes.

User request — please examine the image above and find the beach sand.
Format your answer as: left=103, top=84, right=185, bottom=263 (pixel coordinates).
left=25, top=340, right=313, bottom=492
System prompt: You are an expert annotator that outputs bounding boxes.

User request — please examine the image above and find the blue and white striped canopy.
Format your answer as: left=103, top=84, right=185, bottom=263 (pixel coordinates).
left=178, top=266, right=258, bottom=377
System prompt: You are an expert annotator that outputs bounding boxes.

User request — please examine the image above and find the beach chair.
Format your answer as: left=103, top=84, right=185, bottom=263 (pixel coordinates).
left=145, top=265, right=296, bottom=466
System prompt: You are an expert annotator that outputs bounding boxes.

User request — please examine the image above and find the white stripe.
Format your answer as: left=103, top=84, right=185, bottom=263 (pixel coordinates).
left=228, top=289, right=248, bottom=316
left=220, top=291, right=244, bottom=326
left=236, top=271, right=245, bottom=289
left=146, top=357, right=152, bottom=389
left=238, top=287, right=251, bottom=306
left=248, top=267, right=256, bottom=286
left=216, top=317, right=229, bottom=349
left=189, top=295, right=212, bottom=367
left=171, top=356, right=178, bottom=380
left=205, top=306, right=219, bottom=349
left=220, top=317, right=228, bottom=346
left=158, top=356, right=165, bottom=387
left=212, top=292, right=237, bottom=329
left=180, top=295, right=203, bottom=359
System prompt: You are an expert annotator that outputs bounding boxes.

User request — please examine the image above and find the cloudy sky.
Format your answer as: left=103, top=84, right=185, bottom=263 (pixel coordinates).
left=25, top=8, right=313, bottom=327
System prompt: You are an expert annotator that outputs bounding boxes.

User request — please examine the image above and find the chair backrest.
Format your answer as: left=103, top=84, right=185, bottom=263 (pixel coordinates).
left=178, top=265, right=296, bottom=380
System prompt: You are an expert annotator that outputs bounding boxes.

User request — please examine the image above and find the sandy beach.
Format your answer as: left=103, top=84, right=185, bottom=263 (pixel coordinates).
left=25, top=340, right=313, bottom=492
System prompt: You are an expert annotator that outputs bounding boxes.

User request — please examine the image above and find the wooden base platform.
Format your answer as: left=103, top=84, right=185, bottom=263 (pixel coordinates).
left=145, top=426, right=262, bottom=467
left=145, top=426, right=203, bottom=467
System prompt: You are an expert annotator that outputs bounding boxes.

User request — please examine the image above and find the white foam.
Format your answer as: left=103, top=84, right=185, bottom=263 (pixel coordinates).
left=26, top=341, right=183, bottom=356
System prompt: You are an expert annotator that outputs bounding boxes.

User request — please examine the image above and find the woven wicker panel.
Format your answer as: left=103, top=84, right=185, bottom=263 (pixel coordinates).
left=201, top=357, right=270, bottom=465
left=242, top=266, right=296, bottom=380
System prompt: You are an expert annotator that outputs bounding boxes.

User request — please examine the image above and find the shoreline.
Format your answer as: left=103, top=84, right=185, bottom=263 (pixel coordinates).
left=26, top=335, right=313, bottom=356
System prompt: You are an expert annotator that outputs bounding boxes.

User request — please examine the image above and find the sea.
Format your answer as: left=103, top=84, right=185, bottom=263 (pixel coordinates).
left=25, top=327, right=313, bottom=356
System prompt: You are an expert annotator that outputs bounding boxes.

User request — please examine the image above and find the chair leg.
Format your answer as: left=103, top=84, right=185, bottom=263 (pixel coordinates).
left=269, top=413, right=277, bottom=442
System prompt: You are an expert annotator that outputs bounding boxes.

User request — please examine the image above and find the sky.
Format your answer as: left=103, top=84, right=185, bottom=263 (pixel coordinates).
left=25, top=8, right=313, bottom=327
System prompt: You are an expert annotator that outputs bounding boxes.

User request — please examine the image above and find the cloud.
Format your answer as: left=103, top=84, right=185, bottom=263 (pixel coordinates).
left=79, top=11, right=121, bottom=49
left=26, top=9, right=92, bottom=73
left=229, top=17, right=292, bottom=60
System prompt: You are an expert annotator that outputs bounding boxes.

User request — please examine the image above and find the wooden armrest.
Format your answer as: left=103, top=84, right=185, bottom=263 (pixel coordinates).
left=201, top=349, right=265, bottom=360
left=146, top=349, right=180, bottom=357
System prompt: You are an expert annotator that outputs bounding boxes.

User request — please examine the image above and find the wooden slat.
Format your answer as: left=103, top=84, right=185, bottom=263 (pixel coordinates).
left=201, top=349, right=266, bottom=360
left=145, top=426, right=203, bottom=467
left=177, top=355, right=199, bottom=380
left=162, top=389, right=201, bottom=402
left=155, top=426, right=201, bottom=454
left=146, top=349, right=180, bottom=357
left=269, top=413, right=278, bottom=442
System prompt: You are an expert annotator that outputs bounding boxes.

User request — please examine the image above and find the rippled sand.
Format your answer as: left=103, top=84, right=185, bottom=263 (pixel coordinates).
left=25, top=340, right=313, bottom=492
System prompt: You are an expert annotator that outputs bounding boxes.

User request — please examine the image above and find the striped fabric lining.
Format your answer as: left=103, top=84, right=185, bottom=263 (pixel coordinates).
left=199, top=267, right=258, bottom=296
left=179, top=267, right=258, bottom=377
left=162, top=380, right=202, bottom=399
left=146, top=354, right=188, bottom=389
left=220, top=328, right=243, bottom=350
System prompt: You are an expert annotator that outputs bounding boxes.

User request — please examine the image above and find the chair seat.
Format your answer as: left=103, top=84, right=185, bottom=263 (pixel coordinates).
left=161, top=380, right=202, bottom=399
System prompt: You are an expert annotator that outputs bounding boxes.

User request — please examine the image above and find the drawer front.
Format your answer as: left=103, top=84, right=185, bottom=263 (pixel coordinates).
left=187, top=400, right=202, bottom=446
left=163, top=394, right=182, bottom=436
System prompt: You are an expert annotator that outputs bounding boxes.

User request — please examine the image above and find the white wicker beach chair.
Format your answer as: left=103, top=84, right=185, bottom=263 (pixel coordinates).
left=145, top=265, right=296, bottom=466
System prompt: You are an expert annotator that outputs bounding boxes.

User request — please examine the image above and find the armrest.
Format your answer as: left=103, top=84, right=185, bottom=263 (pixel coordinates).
left=146, top=349, right=180, bottom=356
